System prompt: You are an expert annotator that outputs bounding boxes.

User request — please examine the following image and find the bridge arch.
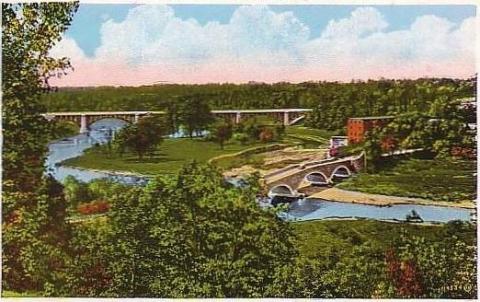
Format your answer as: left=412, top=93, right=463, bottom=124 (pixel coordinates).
left=268, top=184, right=296, bottom=198
left=87, top=115, right=138, bottom=128
left=304, top=171, right=329, bottom=186
left=89, top=117, right=131, bottom=128
left=89, top=117, right=130, bottom=131
left=331, top=165, right=351, bottom=180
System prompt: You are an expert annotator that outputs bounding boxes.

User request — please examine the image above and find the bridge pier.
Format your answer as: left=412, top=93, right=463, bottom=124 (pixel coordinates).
left=79, top=115, right=88, bottom=134
left=283, top=111, right=289, bottom=126
left=235, top=112, right=241, bottom=124
left=134, top=114, right=140, bottom=123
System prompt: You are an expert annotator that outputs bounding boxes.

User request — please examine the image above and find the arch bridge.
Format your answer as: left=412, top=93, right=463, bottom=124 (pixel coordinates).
left=42, top=108, right=312, bottom=133
left=265, top=152, right=366, bottom=198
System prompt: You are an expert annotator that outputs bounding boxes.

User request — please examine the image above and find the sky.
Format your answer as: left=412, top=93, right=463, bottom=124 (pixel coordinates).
left=50, top=4, right=477, bottom=86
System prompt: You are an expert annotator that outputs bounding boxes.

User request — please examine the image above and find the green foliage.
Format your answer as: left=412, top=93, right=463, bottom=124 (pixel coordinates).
left=232, top=132, right=249, bottom=145
left=292, top=220, right=476, bottom=299
left=241, top=117, right=263, bottom=140
left=64, top=220, right=112, bottom=296
left=388, top=231, right=477, bottom=298
left=50, top=120, right=79, bottom=140
left=62, top=176, right=128, bottom=208
left=41, top=79, right=476, bottom=118
left=2, top=2, right=79, bottom=294
left=208, top=120, right=233, bottom=149
left=2, top=177, right=72, bottom=294
left=363, top=130, right=383, bottom=172
left=337, top=157, right=476, bottom=202
left=63, top=176, right=92, bottom=206
left=381, top=96, right=475, bottom=157
left=2, top=2, right=78, bottom=192
left=177, top=95, right=214, bottom=137
left=114, top=116, right=167, bottom=160
left=98, top=162, right=297, bottom=297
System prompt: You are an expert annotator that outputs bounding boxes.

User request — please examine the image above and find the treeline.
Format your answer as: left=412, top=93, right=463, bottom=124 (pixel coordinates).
left=41, top=78, right=476, bottom=131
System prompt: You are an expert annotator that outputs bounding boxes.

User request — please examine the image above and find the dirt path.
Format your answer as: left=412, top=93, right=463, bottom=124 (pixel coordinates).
left=223, top=147, right=329, bottom=178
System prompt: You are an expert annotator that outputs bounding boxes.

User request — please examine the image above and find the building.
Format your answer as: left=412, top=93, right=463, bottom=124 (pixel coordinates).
left=328, top=136, right=348, bottom=158
left=347, top=116, right=394, bottom=144
left=329, top=136, right=348, bottom=149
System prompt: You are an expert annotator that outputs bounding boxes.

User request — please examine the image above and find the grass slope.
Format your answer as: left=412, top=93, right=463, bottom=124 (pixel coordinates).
left=293, top=219, right=476, bottom=259
left=337, top=157, right=476, bottom=202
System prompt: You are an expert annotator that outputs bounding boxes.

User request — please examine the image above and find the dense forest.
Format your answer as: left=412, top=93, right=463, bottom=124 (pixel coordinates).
left=41, top=77, right=476, bottom=132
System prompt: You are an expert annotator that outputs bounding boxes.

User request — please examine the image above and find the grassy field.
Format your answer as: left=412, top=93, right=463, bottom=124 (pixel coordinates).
left=293, top=219, right=476, bottom=259
left=337, top=157, right=476, bottom=202
left=63, top=126, right=335, bottom=175
left=64, top=138, right=270, bottom=175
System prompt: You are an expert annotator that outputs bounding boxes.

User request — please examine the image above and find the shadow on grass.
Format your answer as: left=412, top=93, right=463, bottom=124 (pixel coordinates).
left=122, top=151, right=182, bottom=164
left=374, top=150, right=436, bottom=172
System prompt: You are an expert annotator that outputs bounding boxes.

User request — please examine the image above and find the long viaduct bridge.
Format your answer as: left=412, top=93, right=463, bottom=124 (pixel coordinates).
left=265, top=152, right=366, bottom=198
left=42, top=109, right=312, bottom=133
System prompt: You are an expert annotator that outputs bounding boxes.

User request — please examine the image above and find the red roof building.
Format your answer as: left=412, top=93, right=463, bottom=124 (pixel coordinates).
left=347, top=116, right=394, bottom=145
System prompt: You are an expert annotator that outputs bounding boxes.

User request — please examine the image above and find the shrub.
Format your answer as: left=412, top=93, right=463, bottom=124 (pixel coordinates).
left=259, top=128, right=275, bottom=142
left=77, top=200, right=111, bottom=215
left=232, top=132, right=249, bottom=145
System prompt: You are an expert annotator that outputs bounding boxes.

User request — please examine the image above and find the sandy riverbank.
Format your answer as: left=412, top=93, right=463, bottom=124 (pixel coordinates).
left=308, top=187, right=475, bottom=210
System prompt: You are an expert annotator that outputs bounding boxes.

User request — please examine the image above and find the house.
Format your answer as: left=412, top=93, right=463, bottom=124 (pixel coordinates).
left=347, top=116, right=394, bottom=144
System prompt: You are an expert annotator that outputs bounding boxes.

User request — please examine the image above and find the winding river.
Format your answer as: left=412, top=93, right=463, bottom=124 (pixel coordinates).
left=46, top=119, right=473, bottom=223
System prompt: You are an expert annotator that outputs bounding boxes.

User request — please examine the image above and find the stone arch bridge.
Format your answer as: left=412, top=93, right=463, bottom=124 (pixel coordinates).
left=265, top=152, right=366, bottom=198
left=42, top=109, right=312, bottom=133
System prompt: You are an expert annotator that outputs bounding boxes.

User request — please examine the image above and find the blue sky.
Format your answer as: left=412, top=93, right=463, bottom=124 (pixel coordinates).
left=67, top=4, right=476, bottom=57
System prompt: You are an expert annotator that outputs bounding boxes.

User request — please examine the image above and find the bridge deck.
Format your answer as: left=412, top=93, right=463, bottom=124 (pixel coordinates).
left=43, top=108, right=312, bottom=116
left=265, top=153, right=363, bottom=185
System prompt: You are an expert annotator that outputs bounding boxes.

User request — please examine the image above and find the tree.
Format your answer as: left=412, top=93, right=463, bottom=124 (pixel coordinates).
left=320, top=242, right=389, bottom=298
left=209, top=120, right=233, bottom=149
left=177, top=95, right=214, bottom=138
left=363, top=130, right=383, bottom=172
left=3, top=176, right=73, bottom=294
left=64, top=220, right=112, bottom=297
left=232, top=132, right=249, bottom=145
left=2, top=2, right=79, bottom=293
left=63, top=175, right=92, bottom=206
left=164, top=99, right=179, bottom=134
left=102, top=162, right=297, bottom=297
left=259, top=127, right=275, bottom=142
left=114, top=116, right=166, bottom=160
left=242, top=117, right=262, bottom=141
left=386, top=233, right=477, bottom=298
left=2, top=2, right=78, bottom=192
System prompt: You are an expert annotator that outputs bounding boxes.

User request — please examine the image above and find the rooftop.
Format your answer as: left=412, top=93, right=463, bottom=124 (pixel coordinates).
left=349, top=116, right=394, bottom=121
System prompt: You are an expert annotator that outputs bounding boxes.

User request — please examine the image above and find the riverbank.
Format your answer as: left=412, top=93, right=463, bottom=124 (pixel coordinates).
left=308, top=187, right=475, bottom=209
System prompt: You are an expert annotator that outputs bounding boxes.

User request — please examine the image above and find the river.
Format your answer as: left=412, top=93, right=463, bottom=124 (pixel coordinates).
left=46, top=119, right=472, bottom=223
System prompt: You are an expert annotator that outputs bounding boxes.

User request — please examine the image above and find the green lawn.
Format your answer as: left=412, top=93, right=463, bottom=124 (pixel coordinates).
left=293, top=219, right=476, bottom=259
left=63, top=126, right=335, bottom=175
left=64, top=138, right=271, bottom=175
left=337, top=157, right=477, bottom=202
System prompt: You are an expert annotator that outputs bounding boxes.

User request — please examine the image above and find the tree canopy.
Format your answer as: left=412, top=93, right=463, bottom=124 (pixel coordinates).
left=2, top=2, right=79, bottom=293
